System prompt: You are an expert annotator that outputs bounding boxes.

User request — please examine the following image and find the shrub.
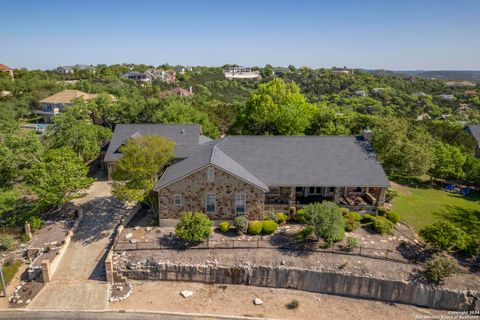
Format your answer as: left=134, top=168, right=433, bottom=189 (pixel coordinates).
left=263, top=211, right=278, bottom=222
left=361, top=213, right=375, bottom=223
left=458, top=236, right=479, bottom=257
left=385, top=189, right=398, bottom=203
left=345, top=236, right=359, bottom=251
left=340, top=207, right=350, bottom=216
left=286, top=299, right=299, bottom=310
left=424, top=254, right=459, bottom=283
left=303, top=202, right=345, bottom=245
left=386, top=210, right=400, bottom=224
left=296, top=226, right=314, bottom=241
left=234, top=215, right=249, bottom=233
left=0, top=235, right=15, bottom=251
left=247, top=220, right=263, bottom=235
left=370, top=217, right=394, bottom=235
left=2, top=259, right=21, bottom=285
left=262, top=220, right=278, bottom=234
left=276, top=213, right=288, bottom=224
left=20, top=234, right=30, bottom=243
left=294, top=209, right=305, bottom=223
left=289, top=207, right=296, bottom=216
left=344, top=219, right=360, bottom=232
left=377, top=207, right=389, bottom=216
left=175, top=211, right=213, bottom=242
left=29, top=215, right=42, bottom=231
left=219, top=221, right=230, bottom=233
left=346, top=211, right=361, bottom=221
left=419, top=221, right=466, bottom=251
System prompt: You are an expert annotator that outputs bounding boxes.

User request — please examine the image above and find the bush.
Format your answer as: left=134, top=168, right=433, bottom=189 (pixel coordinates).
left=276, top=213, right=288, bottom=224
left=386, top=210, right=400, bottom=224
left=385, top=189, right=398, bottom=203
left=370, top=217, right=394, bottom=235
left=286, top=299, right=299, bottom=310
left=419, top=221, right=466, bottom=251
left=340, top=207, right=350, bottom=216
left=346, top=211, right=361, bottom=221
left=234, top=215, right=249, bottom=233
left=424, top=254, right=459, bottom=283
left=247, top=220, right=263, bottom=235
left=262, top=220, right=278, bottom=234
left=294, top=209, right=305, bottom=223
left=377, top=207, right=389, bottom=216
left=289, top=207, right=296, bottom=216
left=361, top=214, right=375, bottom=223
left=344, top=219, right=360, bottom=232
left=175, top=211, right=212, bottom=242
left=296, top=226, right=314, bottom=241
left=345, top=236, right=359, bottom=252
left=219, top=221, right=230, bottom=233
left=0, top=235, right=15, bottom=251
left=29, top=215, right=42, bottom=231
left=303, top=202, right=345, bottom=245
left=459, top=235, right=479, bottom=257
left=2, top=259, right=21, bottom=285
left=263, top=211, right=278, bottom=222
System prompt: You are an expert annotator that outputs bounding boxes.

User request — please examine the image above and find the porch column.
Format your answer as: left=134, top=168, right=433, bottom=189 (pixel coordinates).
left=333, top=187, right=341, bottom=203
left=377, top=188, right=386, bottom=207
left=289, top=187, right=296, bottom=207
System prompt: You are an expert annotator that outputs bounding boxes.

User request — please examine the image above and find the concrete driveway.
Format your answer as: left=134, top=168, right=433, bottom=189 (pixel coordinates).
left=28, top=178, right=131, bottom=310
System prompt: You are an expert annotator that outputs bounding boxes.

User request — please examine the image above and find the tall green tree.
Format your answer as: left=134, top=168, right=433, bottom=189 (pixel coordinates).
left=429, top=142, right=466, bottom=180
left=238, top=78, right=317, bottom=135
left=303, top=201, right=345, bottom=245
left=27, top=147, right=93, bottom=208
left=112, top=135, right=175, bottom=214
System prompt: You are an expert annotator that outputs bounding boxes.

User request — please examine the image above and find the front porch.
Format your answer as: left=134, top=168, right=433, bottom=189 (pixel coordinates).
left=264, top=186, right=386, bottom=213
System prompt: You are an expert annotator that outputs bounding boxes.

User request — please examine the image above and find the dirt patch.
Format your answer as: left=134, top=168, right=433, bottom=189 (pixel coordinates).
left=110, top=280, right=447, bottom=320
left=390, top=181, right=412, bottom=196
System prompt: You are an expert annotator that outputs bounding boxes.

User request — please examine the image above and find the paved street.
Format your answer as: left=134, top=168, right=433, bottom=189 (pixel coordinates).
left=27, top=177, right=131, bottom=311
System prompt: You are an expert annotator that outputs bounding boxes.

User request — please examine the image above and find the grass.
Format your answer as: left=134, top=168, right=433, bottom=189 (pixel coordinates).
left=391, top=183, right=480, bottom=234
left=2, top=260, right=22, bottom=287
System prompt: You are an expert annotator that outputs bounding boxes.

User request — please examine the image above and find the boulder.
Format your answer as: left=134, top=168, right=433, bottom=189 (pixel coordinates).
left=253, top=298, right=263, bottom=305
left=180, top=290, right=193, bottom=298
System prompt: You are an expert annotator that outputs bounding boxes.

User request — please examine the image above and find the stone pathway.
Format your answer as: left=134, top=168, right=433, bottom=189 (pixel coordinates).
left=27, top=177, right=131, bottom=310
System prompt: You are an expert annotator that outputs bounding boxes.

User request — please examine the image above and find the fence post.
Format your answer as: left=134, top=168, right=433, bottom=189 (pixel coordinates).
left=332, top=245, right=335, bottom=253
left=385, top=249, right=390, bottom=260
left=359, top=246, right=362, bottom=256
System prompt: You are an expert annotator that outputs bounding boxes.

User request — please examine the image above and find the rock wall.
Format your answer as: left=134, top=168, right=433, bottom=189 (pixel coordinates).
left=158, top=165, right=265, bottom=220
left=116, top=260, right=479, bottom=311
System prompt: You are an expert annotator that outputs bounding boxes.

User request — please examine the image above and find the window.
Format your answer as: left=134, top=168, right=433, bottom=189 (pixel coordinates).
left=353, top=187, right=362, bottom=192
left=308, top=187, right=322, bottom=195
left=309, top=187, right=316, bottom=194
left=329, top=187, right=335, bottom=193
left=206, top=194, right=216, bottom=213
left=174, top=194, right=182, bottom=206
left=235, top=193, right=246, bottom=214
left=207, top=167, right=215, bottom=182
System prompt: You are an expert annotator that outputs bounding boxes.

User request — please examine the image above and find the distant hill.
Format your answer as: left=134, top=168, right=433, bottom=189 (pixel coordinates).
left=363, top=69, right=480, bottom=82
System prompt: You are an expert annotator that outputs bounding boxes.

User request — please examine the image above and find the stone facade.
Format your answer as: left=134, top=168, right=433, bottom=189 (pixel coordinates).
left=157, top=166, right=265, bottom=220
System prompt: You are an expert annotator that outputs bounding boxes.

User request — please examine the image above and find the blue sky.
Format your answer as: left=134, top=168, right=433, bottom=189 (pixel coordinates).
left=1, top=0, right=479, bottom=70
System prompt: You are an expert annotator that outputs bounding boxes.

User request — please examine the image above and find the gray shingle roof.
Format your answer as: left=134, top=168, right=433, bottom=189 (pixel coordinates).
left=154, top=135, right=390, bottom=191
left=104, top=124, right=204, bottom=162
left=467, top=125, right=480, bottom=145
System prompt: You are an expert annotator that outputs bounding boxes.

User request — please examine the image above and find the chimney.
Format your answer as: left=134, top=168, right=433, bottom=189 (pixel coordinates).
left=362, top=127, right=372, bottom=143
left=181, top=129, right=185, bottom=134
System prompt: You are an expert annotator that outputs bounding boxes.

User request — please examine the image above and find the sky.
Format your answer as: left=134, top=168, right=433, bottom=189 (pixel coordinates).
left=1, top=0, right=479, bottom=70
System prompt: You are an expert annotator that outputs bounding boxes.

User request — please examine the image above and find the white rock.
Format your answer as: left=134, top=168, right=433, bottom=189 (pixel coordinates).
left=26, top=299, right=31, bottom=304
left=133, top=226, right=140, bottom=230
left=145, top=227, right=153, bottom=232
left=253, top=298, right=263, bottom=305
left=180, top=290, right=193, bottom=298
left=125, top=233, right=133, bottom=239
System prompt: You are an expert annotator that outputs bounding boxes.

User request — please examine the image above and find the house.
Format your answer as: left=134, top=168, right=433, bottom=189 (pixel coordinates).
left=121, top=71, right=151, bottom=81
left=149, top=133, right=389, bottom=223
left=103, top=124, right=212, bottom=179
left=145, top=69, right=177, bottom=83
left=160, top=87, right=193, bottom=97
left=446, top=80, right=477, bottom=87
left=438, top=94, right=455, bottom=100
left=354, top=90, right=368, bottom=97
left=332, top=67, right=352, bottom=75
left=0, top=64, right=14, bottom=80
left=224, top=67, right=261, bottom=79
left=466, top=125, right=480, bottom=158
left=55, top=64, right=94, bottom=74
left=464, top=90, right=478, bottom=97
left=36, top=89, right=116, bottom=123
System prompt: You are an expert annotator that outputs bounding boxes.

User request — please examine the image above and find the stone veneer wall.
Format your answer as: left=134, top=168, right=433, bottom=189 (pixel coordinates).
left=158, top=166, right=265, bottom=220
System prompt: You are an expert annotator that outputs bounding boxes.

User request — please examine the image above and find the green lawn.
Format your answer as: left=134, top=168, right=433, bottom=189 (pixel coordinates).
left=391, top=184, right=480, bottom=234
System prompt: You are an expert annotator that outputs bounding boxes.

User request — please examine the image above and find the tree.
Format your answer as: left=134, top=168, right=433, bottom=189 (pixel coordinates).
left=463, top=155, right=480, bottom=184
left=303, top=202, right=345, bottom=245
left=175, top=211, right=212, bottom=243
left=45, top=104, right=112, bottom=161
left=112, top=135, right=175, bottom=214
left=424, top=254, right=459, bottom=283
left=429, top=142, right=466, bottom=180
left=372, top=117, right=435, bottom=176
left=27, top=147, right=93, bottom=208
left=238, top=78, right=317, bottom=135
left=419, top=221, right=467, bottom=251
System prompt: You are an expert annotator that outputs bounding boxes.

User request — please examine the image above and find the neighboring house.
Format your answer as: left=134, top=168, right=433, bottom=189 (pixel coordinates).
left=354, top=90, right=368, bottom=97
left=371, top=88, right=385, bottom=93
left=36, top=89, right=116, bottom=123
left=466, top=125, right=480, bottom=158
left=121, top=71, right=151, bottom=81
left=438, top=94, right=455, bottom=100
left=145, top=69, right=177, bottom=83
left=332, top=67, right=352, bottom=75
left=464, top=90, right=478, bottom=97
left=151, top=134, right=389, bottom=222
left=55, top=64, right=94, bottom=74
left=412, top=92, right=427, bottom=97
left=103, top=124, right=212, bottom=179
left=0, top=64, right=14, bottom=80
left=446, top=80, right=477, bottom=87
left=224, top=67, right=261, bottom=79
left=159, top=87, right=193, bottom=97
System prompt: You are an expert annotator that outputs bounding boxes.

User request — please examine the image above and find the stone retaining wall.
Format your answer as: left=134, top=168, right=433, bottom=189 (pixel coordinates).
left=114, top=260, right=479, bottom=311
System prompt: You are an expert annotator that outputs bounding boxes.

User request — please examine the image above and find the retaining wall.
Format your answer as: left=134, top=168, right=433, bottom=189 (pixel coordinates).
left=114, top=261, right=479, bottom=311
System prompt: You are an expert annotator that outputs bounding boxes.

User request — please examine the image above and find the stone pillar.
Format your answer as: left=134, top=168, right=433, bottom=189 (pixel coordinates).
left=377, top=188, right=386, bottom=207
left=105, top=251, right=114, bottom=284
left=288, top=187, right=296, bottom=207
left=24, top=222, right=32, bottom=240
left=333, top=187, right=341, bottom=203
left=41, top=260, right=51, bottom=283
